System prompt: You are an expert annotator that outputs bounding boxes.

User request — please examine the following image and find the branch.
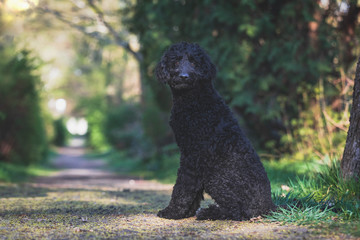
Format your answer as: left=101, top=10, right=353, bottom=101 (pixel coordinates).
left=37, top=3, right=143, bottom=62
left=322, top=110, right=348, bottom=131
left=86, top=0, right=143, bottom=62
left=37, top=6, right=109, bottom=43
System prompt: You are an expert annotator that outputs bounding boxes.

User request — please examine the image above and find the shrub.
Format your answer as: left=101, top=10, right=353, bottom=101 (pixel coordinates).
left=105, top=103, right=139, bottom=150
left=52, top=118, right=68, bottom=146
left=0, top=50, right=48, bottom=165
left=141, top=103, right=169, bottom=149
left=80, top=96, right=109, bottom=151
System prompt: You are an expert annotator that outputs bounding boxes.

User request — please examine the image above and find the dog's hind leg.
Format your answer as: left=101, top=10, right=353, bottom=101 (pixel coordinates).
left=198, top=172, right=252, bottom=221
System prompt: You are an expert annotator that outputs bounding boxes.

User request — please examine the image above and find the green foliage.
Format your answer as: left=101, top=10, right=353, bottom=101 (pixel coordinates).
left=148, top=149, right=179, bottom=183
left=105, top=103, right=140, bottom=151
left=63, top=38, right=142, bottom=152
left=141, top=103, right=169, bottom=148
left=82, top=96, right=109, bottom=151
left=52, top=118, right=68, bottom=146
left=280, top=77, right=350, bottom=160
left=0, top=49, right=48, bottom=165
left=0, top=161, right=54, bottom=182
left=105, top=144, right=180, bottom=184
left=0, top=162, right=29, bottom=182
left=124, top=0, right=354, bottom=156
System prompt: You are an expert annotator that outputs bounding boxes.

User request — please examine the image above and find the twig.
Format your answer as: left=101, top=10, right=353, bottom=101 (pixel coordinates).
left=322, top=110, right=348, bottom=131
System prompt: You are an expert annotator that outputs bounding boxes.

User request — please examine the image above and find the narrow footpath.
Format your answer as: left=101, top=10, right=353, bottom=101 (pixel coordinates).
left=31, top=143, right=172, bottom=192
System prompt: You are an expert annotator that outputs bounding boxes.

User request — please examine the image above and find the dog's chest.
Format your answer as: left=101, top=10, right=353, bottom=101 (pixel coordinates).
left=170, top=104, right=217, bottom=141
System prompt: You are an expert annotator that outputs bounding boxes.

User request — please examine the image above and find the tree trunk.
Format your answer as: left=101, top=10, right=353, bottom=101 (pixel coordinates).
left=341, top=56, right=360, bottom=179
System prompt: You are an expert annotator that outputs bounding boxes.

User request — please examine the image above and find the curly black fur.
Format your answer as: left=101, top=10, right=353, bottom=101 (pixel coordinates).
left=155, top=42, right=275, bottom=220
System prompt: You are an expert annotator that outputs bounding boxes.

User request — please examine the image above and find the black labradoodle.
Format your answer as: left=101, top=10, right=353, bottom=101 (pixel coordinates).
left=155, top=42, right=275, bottom=220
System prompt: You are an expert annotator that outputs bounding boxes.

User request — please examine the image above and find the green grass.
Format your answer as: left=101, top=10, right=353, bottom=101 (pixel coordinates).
left=0, top=149, right=58, bottom=182
left=0, top=162, right=55, bottom=182
left=105, top=149, right=180, bottom=184
left=266, top=159, right=360, bottom=226
left=262, top=158, right=321, bottom=193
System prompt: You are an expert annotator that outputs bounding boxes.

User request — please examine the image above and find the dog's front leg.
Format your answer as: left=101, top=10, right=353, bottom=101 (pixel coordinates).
left=158, top=156, right=203, bottom=219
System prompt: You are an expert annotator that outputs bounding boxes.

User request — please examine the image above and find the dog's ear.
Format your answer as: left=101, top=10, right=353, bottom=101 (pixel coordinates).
left=155, top=59, right=170, bottom=84
left=203, top=54, right=217, bottom=80
left=192, top=43, right=217, bottom=81
left=207, top=61, right=217, bottom=80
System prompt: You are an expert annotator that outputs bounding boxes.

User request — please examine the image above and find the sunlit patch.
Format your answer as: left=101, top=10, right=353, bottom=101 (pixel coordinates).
left=6, top=0, right=39, bottom=11
left=55, top=98, right=67, bottom=114
left=46, top=191, right=140, bottom=206
left=66, top=117, right=88, bottom=136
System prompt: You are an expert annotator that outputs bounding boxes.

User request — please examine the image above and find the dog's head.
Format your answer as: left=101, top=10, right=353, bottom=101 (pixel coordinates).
left=155, top=42, right=216, bottom=90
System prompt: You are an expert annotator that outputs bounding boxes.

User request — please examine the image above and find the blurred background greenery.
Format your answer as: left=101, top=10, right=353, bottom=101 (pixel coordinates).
left=0, top=0, right=359, bottom=184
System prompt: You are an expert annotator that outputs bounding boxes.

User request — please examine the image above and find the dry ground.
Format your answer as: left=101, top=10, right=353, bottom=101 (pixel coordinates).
left=0, top=146, right=358, bottom=239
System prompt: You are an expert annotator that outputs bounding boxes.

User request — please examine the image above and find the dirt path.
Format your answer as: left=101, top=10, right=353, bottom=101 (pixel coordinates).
left=0, top=145, right=357, bottom=239
left=31, top=146, right=172, bottom=192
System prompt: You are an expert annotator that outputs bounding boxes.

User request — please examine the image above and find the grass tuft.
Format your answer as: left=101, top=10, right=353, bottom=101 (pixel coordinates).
left=267, top=193, right=336, bottom=225
left=268, top=159, right=360, bottom=223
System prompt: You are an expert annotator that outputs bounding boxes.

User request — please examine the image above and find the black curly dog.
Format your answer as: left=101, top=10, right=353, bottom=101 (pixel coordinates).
left=155, top=42, right=275, bottom=220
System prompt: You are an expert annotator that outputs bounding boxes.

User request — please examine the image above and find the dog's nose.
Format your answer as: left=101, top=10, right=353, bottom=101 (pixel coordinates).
left=179, top=72, right=189, bottom=79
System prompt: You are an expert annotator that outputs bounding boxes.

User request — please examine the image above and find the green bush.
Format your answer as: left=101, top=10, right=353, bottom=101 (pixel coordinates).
left=125, top=0, right=354, bottom=156
left=52, top=118, right=68, bottom=146
left=105, top=143, right=180, bottom=184
left=141, top=104, right=169, bottom=149
left=105, top=103, right=139, bottom=150
left=79, top=95, right=109, bottom=151
left=0, top=49, right=48, bottom=165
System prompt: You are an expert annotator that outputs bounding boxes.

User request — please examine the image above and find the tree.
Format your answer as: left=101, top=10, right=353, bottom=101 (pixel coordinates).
left=341, top=56, right=360, bottom=179
left=126, top=0, right=340, bottom=150
left=34, top=0, right=146, bottom=102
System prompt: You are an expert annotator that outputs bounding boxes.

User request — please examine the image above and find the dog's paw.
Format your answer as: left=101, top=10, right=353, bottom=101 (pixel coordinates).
left=157, top=208, right=180, bottom=219
left=157, top=207, right=192, bottom=220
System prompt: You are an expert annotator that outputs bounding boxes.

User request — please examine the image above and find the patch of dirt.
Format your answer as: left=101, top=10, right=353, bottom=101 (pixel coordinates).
left=31, top=146, right=173, bottom=191
left=0, top=146, right=358, bottom=239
